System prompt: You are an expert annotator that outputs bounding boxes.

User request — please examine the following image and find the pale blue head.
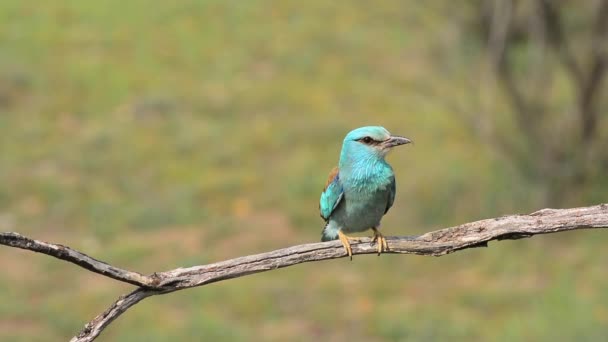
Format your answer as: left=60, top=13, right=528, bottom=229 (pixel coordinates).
left=339, top=126, right=411, bottom=166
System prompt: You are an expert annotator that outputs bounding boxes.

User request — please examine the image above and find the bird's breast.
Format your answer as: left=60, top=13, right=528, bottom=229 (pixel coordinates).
left=333, top=186, right=390, bottom=232
left=343, top=172, right=393, bottom=194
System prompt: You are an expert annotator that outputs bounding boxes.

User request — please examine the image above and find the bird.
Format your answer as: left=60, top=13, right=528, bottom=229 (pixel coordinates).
left=319, top=126, right=411, bottom=259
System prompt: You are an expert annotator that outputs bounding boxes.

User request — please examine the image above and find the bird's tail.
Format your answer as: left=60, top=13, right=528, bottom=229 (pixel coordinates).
left=321, top=222, right=339, bottom=242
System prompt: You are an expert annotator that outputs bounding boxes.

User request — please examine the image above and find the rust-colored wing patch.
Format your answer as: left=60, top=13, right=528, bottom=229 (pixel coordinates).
left=324, top=166, right=339, bottom=191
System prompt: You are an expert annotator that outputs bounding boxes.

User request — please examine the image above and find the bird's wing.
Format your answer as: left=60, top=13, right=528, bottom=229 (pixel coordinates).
left=319, top=166, right=343, bottom=221
left=384, top=175, right=396, bottom=214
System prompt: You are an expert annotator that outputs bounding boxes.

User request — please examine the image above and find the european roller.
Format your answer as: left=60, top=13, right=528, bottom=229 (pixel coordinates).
left=320, top=126, right=411, bottom=259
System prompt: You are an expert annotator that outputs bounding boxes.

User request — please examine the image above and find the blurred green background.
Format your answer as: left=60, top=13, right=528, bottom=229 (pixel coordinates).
left=1, top=1, right=607, bottom=341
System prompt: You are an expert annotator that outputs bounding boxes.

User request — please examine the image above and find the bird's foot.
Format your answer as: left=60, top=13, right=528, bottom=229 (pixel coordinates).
left=371, top=228, right=388, bottom=255
left=337, top=230, right=354, bottom=260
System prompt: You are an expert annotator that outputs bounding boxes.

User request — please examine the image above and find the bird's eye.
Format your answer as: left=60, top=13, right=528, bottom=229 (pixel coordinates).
left=361, top=137, right=373, bottom=144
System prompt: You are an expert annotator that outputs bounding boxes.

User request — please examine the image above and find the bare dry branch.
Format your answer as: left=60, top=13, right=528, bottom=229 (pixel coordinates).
left=70, top=289, right=156, bottom=342
left=2, top=203, right=608, bottom=342
left=0, top=232, right=154, bottom=287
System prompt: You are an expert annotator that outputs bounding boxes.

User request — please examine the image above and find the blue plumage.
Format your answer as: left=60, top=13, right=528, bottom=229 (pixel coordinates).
left=319, top=126, right=411, bottom=258
left=319, top=168, right=342, bottom=222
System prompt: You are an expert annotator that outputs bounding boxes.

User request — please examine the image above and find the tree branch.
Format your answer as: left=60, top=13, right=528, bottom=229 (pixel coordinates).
left=539, top=0, right=585, bottom=84
left=487, top=0, right=542, bottom=151
left=580, top=0, right=608, bottom=143
left=0, top=232, right=154, bottom=287
left=69, top=288, right=159, bottom=342
left=2, top=203, right=608, bottom=342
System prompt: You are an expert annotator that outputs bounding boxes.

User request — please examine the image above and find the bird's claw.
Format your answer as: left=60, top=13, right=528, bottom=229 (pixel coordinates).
left=337, top=230, right=353, bottom=260
left=372, top=228, right=388, bottom=255
left=337, top=229, right=387, bottom=259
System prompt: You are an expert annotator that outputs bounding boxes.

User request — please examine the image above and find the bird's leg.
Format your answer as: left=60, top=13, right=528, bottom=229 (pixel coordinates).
left=337, top=230, right=353, bottom=260
left=371, top=227, right=388, bottom=255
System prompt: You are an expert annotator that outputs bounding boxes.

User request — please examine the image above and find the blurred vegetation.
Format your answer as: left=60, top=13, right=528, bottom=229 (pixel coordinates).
left=0, top=1, right=606, bottom=341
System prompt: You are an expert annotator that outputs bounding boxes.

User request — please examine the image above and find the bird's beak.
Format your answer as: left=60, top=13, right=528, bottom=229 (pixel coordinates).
left=383, top=135, right=412, bottom=148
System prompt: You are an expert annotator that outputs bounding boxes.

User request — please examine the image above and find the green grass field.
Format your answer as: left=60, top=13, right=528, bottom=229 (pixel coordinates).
left=1, top=1, right=607, bottom=341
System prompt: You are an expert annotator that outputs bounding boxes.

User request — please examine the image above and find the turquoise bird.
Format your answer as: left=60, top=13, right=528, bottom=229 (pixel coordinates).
left=320, top=126, right=411, bottom=259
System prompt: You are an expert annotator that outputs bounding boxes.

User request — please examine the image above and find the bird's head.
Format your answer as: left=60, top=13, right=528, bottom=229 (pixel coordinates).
left=340, top=126, right=412, bottom=162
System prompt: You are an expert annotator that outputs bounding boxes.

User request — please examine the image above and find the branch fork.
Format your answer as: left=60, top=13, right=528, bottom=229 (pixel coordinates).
left=1, top=203, right=607, bottom=341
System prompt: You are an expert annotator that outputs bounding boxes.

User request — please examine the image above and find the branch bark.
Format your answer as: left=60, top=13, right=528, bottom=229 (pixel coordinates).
left=1, top=203, right=607, bottom=341
left=0, top=232, right=154, bottom=287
